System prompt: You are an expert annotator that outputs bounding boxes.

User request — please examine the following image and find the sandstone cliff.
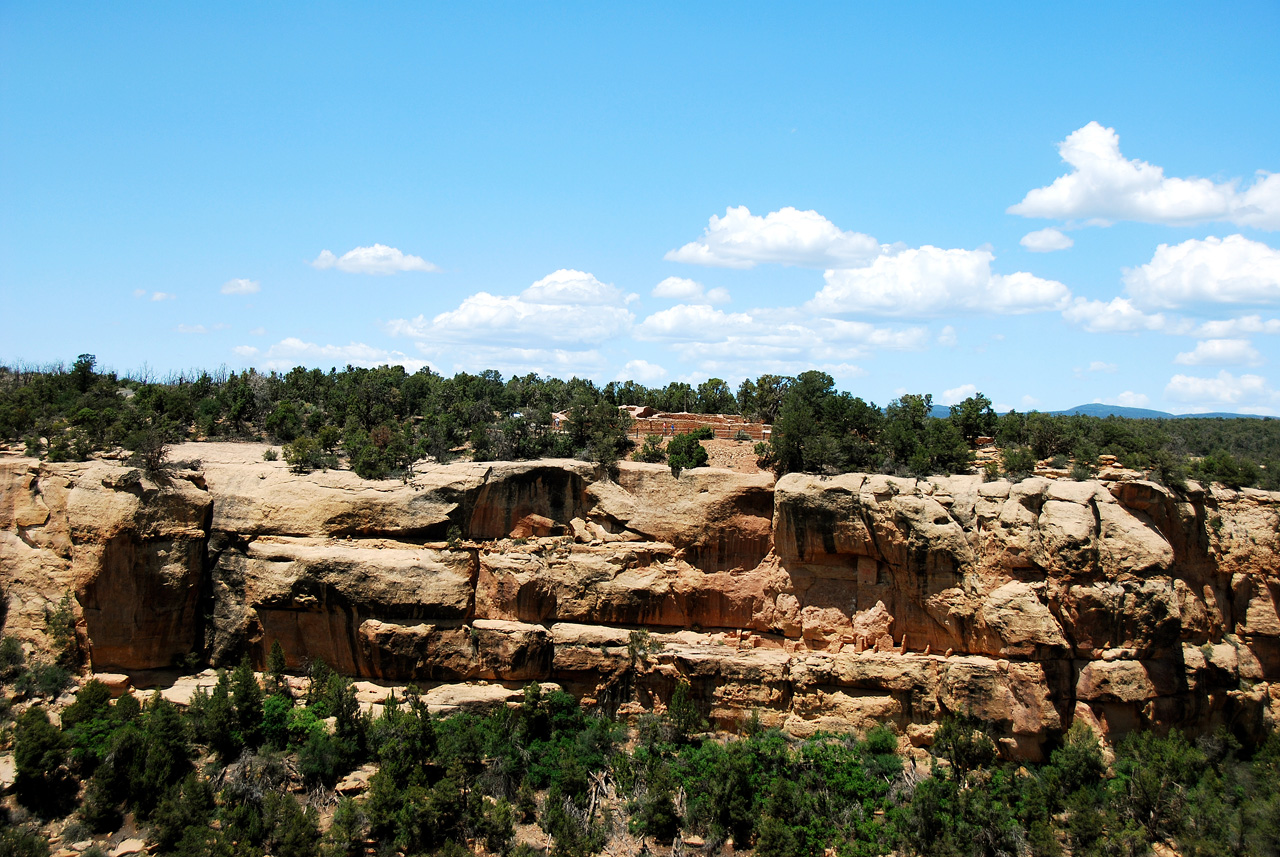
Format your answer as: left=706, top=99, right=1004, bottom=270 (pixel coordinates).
left=2, top=441, right=1278, bottom=760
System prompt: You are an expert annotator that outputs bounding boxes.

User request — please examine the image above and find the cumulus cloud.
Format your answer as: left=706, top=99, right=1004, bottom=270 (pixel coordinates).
left=665, top=206, right=880, bottom=269
left=616, top=359, right=667, bottom=384
left=809, top=246, right=1070, bottom=316
left=1173, top=338, right=1262, bottom=366
left=1194, top=315, right=1280, bottom=337
left=1061, top=297, right=1170, bottom=333
left=1010, top=122, right=1280, bottom=229
left=940, top=384, right=978, bottom=405
left=652, top=276, right=730, bottom=304
left=221, top=278, right=260, bottom=295
left=1020, top=227, right=1074, bottom=252
left=1122, top=235, right=1280, bottom=309
left=413, top=344, right=606, bottom=379
left=249, top=337, right=430, bottom=372
left=311, top=244, right=439, bottom=275
left=1088, top=361, right=1118, bottom=373
left=635, top=304, right=756, bottom=343
left=1166, top=370, right=1275, bottom=410
left=390, top=270, right=633, bottom=347
left=633, top=303, right=927, bottom=379
left=521, top=269, right=636, bottom=305
left=937, top=325, right=958, bottom=346
left=652, top=277, right=703, bottom=300
left=136, top=291, right=176, bottom=301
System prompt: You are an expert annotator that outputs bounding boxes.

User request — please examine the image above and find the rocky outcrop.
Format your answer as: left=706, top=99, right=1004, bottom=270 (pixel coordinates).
left=2, top=442, right=1278, bottom=760
left=0, top=458, right=210, bottom=670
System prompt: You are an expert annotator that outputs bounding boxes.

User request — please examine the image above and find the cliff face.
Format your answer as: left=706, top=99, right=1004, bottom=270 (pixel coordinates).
left=2, top=441, right=1278, bottom=759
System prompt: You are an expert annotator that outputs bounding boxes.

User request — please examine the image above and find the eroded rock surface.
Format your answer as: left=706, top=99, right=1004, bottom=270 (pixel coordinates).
left=3, top=443, right=1279, bottom=759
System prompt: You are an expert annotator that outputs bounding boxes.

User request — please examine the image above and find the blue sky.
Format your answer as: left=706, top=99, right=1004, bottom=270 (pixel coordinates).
left=3, top=3, right=1280, bottom=413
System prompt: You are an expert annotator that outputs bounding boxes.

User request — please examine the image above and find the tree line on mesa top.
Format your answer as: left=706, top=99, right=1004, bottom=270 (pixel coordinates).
left=2, top=355, right=1278, bottom=489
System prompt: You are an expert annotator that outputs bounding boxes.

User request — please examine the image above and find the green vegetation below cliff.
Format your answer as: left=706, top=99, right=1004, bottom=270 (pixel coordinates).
left=2, top=657, right=1278, bottom=857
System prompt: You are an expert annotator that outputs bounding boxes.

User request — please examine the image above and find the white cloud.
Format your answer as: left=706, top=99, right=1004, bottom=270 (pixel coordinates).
left=1087, top=361, right=1118, bottom=373
left=1061, top=296, right=1170, bottom=333
left=253, top=337, right=430, bottom=372
left=1020, top=227, right=1074, bottom=252
left=667, top=205, right=1070, bottom=319
left=940, top=384, right=978, bottom=405
left=249, top=327, right=266, bottom=336
left=1173, top=338, right=1262, bottom=366
left=394, top=293, right=632, bottom=346
left=616, top=359, right=667, bottom=384
left=810, top=245, right=1070, bottom=316
left=1165, top=370, right=1275, bottom=410
left=175, top=324, right=208, bottom=334
left=1099, top=391, right=1151, bottom=408
left=413, top=344, right=606, bottom=379
left=390, top=270, right=634, bottom=347
left=233, top=345, right=259, bottom=357
left=1010, top=121, right=1280, bottom=229
left=633, top=304, right=926, bottom=380
left=653, top=277, right=703, bottom=300
left=221, top=278, right=260, bottom=295
left=651, top=276, right=730, bottom=304
left=937, top=325, right=957, bottom=346
left=665, top=205, right=880, bottom=269
left=1123, top=235, right=1280, bottom=308
left=635, top=304, right=756, bottom=342
left=130, top=288, right=178, bottom=301
left=311, top=244, right=439, bottom=275
left=1021, top=395, right=1041, bottom=409
left=522, top=268, right=635, bottom=305
left=1194, top=315, right=1280, bottom=337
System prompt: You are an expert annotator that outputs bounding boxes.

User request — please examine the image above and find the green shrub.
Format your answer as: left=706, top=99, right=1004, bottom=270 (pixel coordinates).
left=1066, top=462, right=1088, bottom=481
left=666, top=432, right=708, bottom=477
left=630, top=772, right=679, bottom=843
left=633, top=434, right=666, bottom=463
left=0, top=635, right=26, bottom=681
left=1002, top=446, right=1037, bottom=480
left=148, top=774, right=214, bottom=853
left=46, top=592, right=80, bottom=668
left=124, top=425, right=171, bottom=475
left=14, top=707, right=77, bottom=818
left=0, top=822, right=50, bottom=857
left=299, top=729, right=344, bottom=788
left=262, top=693, right=292, bottom=751
left=282, top=435, right=324, bottom=473
left=322, top=797, right=368, bottom=857
left=666, top=679, right=705, bottom=742
left=14, top=661, right=71, bottom=699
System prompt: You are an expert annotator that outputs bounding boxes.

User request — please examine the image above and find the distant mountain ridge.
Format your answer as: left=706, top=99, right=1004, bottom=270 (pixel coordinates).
left=1052, top=403, right=1273, bottom=419
left=925, top=403, right=1273, bottom=420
